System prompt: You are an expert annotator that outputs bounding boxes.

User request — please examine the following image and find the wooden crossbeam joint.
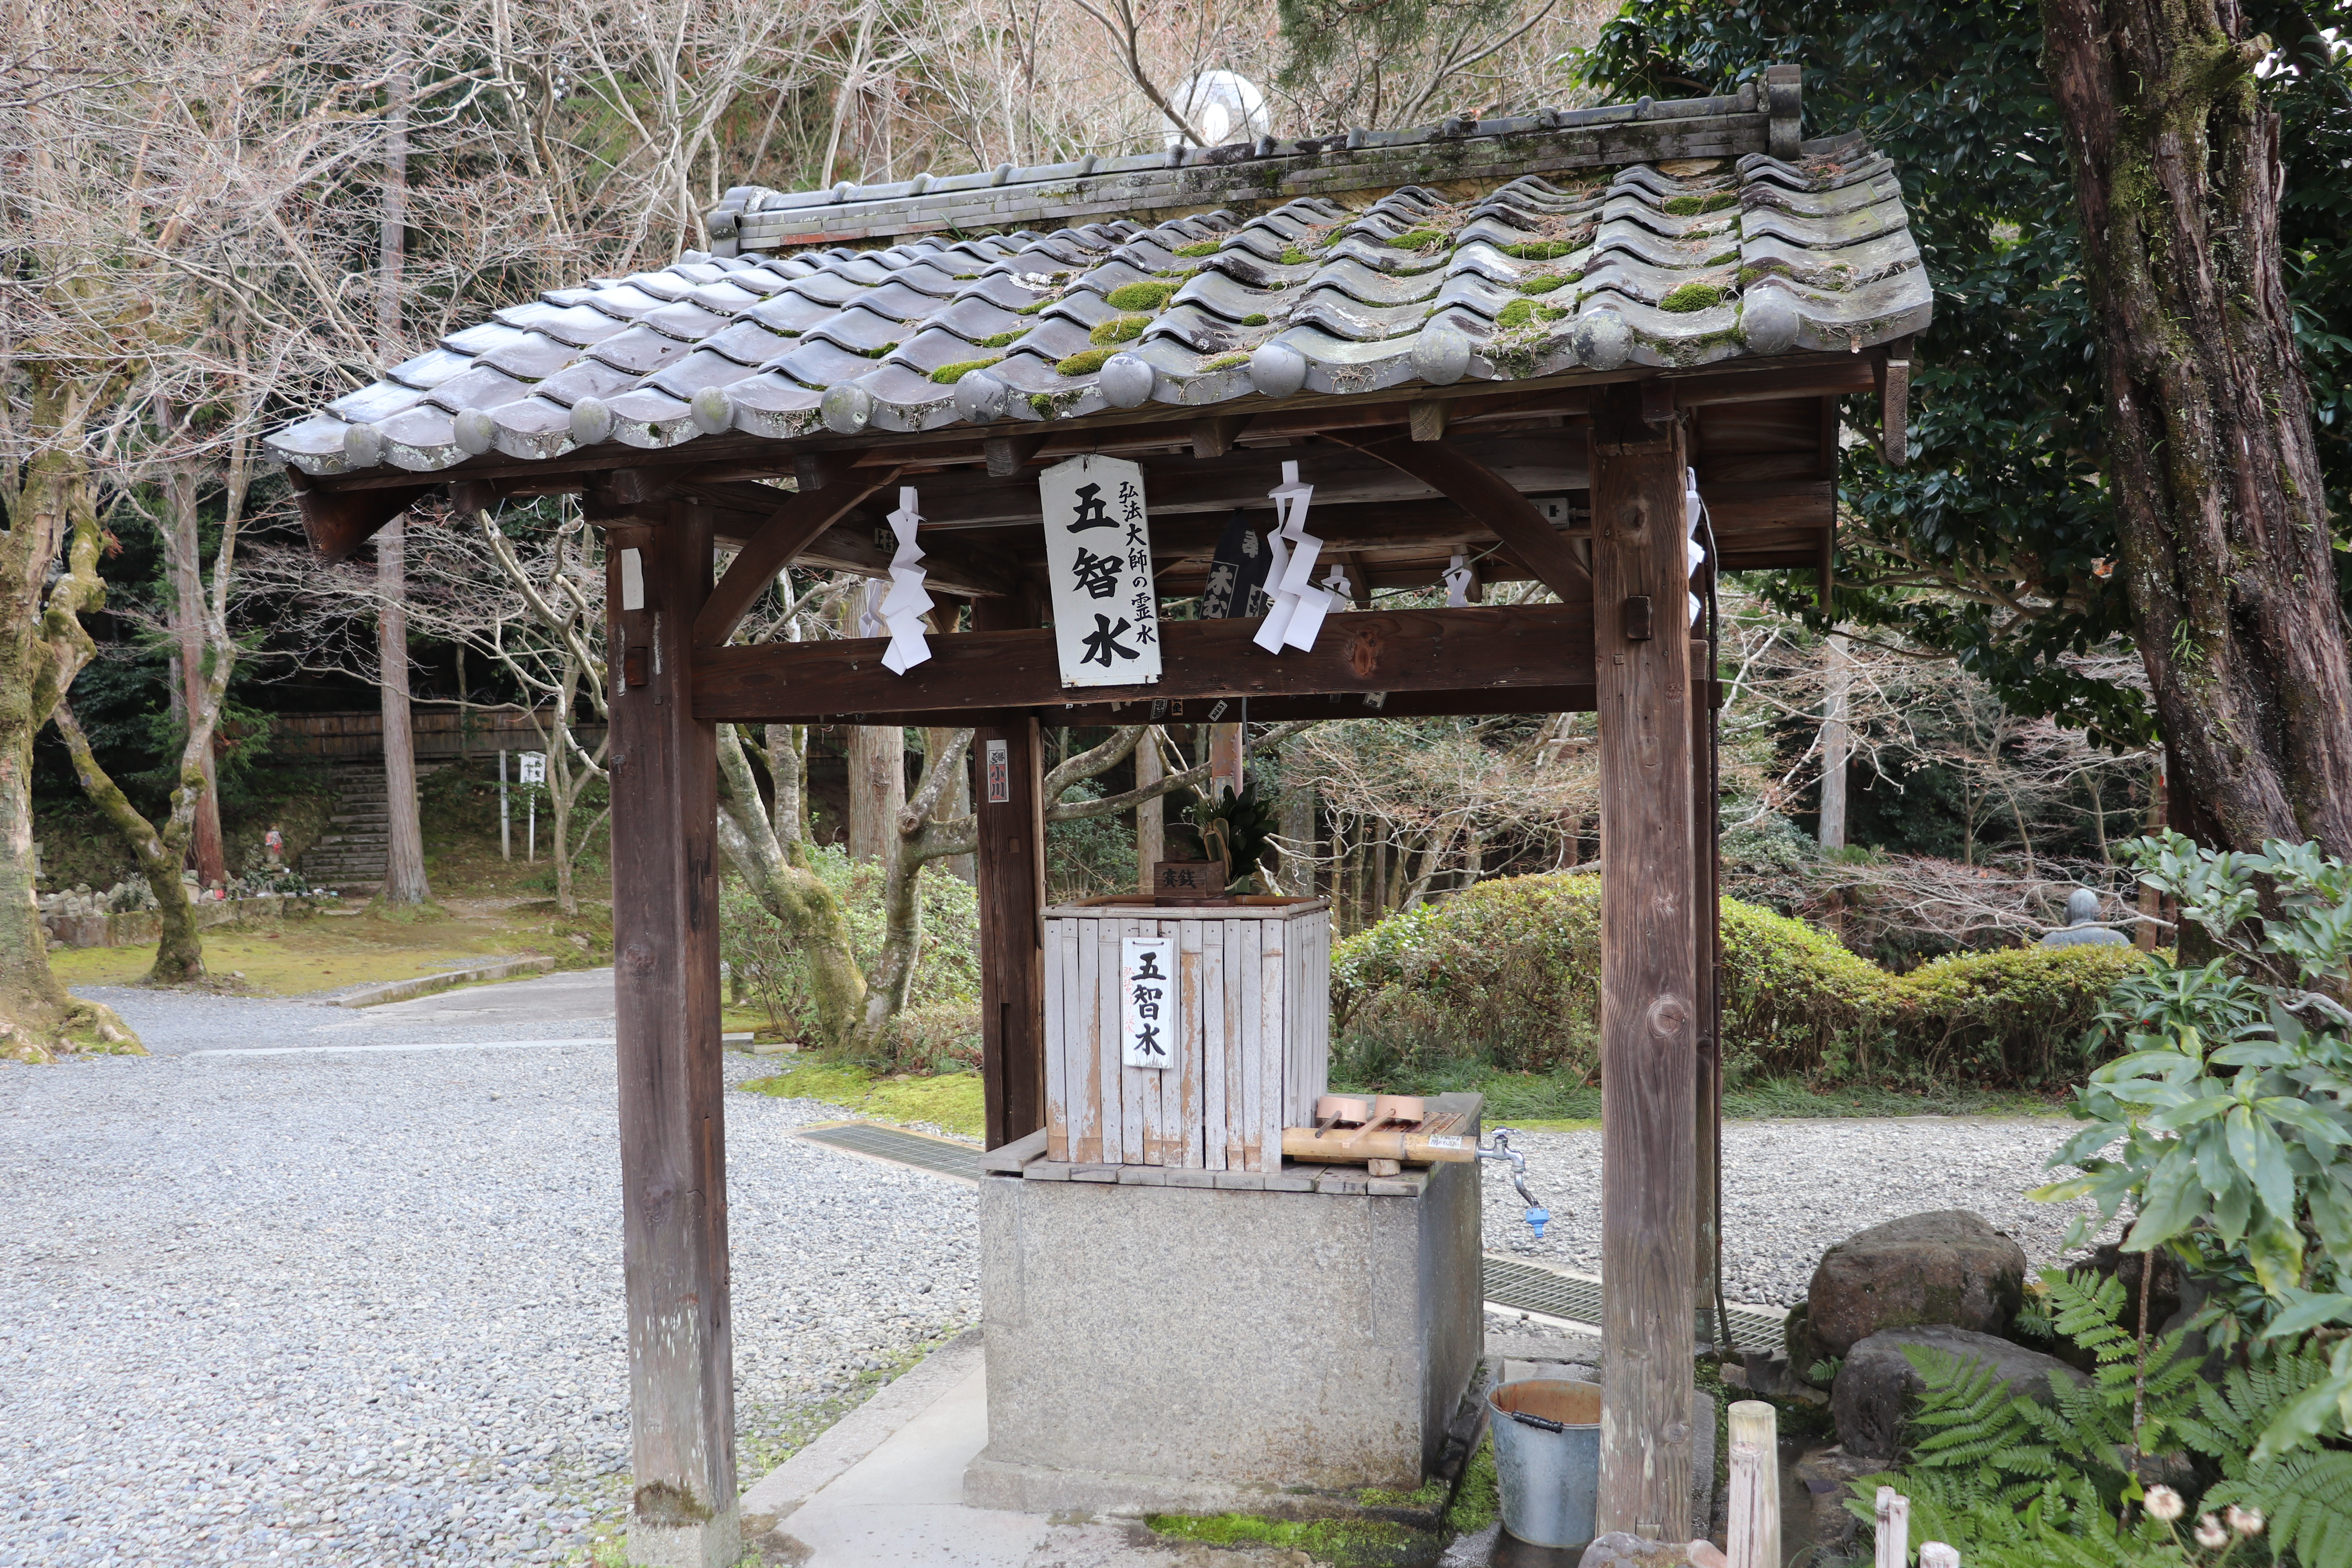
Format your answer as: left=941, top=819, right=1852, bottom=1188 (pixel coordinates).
left=693, top=466, right=904, bottom=649
left=1325, top=432, right=1593, bottom=602
left=984, top=434, right=1047, bottom=477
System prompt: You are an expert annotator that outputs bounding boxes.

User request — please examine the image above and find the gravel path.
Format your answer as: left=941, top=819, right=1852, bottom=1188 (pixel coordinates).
left=1480, top=1119, right=2120, bottom=1306
left=0, top=1036, right=978, bottom=1568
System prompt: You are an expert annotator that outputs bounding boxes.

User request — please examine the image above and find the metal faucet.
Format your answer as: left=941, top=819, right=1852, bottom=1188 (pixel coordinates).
left=1477, top=1127, right=1551, bottom=1239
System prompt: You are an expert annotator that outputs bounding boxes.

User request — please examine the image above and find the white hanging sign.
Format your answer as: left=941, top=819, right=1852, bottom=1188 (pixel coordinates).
left=1040, top=454, right=1161, bottom=687
left=1120, top=935, right=1178, bottom=1070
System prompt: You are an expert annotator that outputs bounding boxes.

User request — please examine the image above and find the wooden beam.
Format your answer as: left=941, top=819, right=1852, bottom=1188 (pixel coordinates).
left=1330, top=434, right=1593, bottom=601
left=294, top=480, right=432, bottom=562
left=984, top=434, right=1046, bottom=477
left=1875, top=337, right=1913, bottom=467
left=677, top=478, right=1014, bottom=596
left=1590, top=383, right=1697, bottom=1541
left=693, top=467, right=903, bottom=648
left=692, top=602, right=1597, bottom=722
left=605, top=505, right=739, bottom=1563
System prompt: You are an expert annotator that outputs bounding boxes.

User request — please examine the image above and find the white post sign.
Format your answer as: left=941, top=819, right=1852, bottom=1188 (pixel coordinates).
left=1039, top=454, right=1161, bottom=688
left=1120, top=935, right=1177, bottom=1070
left=517, top=751, right=546, bottom=784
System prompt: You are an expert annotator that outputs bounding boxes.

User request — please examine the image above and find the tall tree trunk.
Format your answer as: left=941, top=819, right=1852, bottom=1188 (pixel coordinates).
left=1279, top=755, right=1316, bottom=896
left=923, top=726, right=974, bottom=884
left=377, top=519, right=431, bottom=903
left=844, top=724, right=905, bottom=860
left=1135, top=727, right=1163, bottom=892
left=1818, top=631, right=1849, bottom=851
left=715, top=724, right=866, bottom=1045
left=0, top=423, right=138, bottom=1058
left=54, top=705, right=206, bottom=983
left=163, top=456, right=227, bottom=887
left=2043, top=0, right=2352, bottom=855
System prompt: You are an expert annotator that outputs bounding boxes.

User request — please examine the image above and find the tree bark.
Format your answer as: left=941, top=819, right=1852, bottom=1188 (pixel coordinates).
left=163, top=454, right=227, bottom=887
left=2043, top=0, right=2352, bottom=855
left=54, top=705, right=206, bottom=982
left=715, top=723, right=866, bottom=1045
left=844, top=724, right=905, bottom=860
left=377, top=518, right=431, bottom=904
left=1135, top=727, right=1163, bottom=892
left=1279, top=748, right=1316, bottom=895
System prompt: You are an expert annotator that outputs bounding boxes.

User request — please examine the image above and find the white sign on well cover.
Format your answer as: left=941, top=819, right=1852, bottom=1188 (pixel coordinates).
left=1120, top=935, right=1178, bottom=1070
left=1039, top=454, right=1161, bottom=688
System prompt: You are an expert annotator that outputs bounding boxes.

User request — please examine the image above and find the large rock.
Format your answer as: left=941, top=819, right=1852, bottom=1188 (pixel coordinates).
left=1833, top=1326, right=2082, bottom=1461
left=1577, top=1535, right=1726, bottom=1568
left=1806, top=1210, right=2028, bottom=1356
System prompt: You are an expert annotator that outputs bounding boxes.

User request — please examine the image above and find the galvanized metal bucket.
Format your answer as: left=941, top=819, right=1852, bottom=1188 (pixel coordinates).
left=1488, top=1378, right=1603, bottom=1549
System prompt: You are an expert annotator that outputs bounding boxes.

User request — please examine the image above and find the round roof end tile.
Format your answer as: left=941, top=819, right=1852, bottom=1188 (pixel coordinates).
left=341, top=423, right=383, bottom=468
left=952, top=368, right=1009, bottom=424
left=452, top=408, right=496, bottom=456
left=1739, top=285, right=1800, bottom=357
left=1098, top=353, right=1154, bottom=409
left=821, top=382, right=874, bottom=436
left=1410, top=324, right=1472, bottom=387
left=689, top=386, right=735, bottom=436
left=1572, top=309, right=1633, bottom=372
left=1249, top=341, right=1308, bottom=400
left=568, top=397, right=614, bottom=448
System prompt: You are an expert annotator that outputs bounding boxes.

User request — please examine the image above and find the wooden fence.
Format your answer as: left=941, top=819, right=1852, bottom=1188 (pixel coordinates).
left=272, top=708, right=606, bottom=760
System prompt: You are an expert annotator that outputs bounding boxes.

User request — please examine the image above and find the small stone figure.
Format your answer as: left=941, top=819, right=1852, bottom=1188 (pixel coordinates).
left=264, top=824, right=284, bottom=868
left=2038, top=887, right=2130, bottom=947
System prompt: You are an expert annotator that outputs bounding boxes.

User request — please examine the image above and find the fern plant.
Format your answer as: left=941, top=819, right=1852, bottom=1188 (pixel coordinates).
left=2180, top=1343, right=2352, bottom=1568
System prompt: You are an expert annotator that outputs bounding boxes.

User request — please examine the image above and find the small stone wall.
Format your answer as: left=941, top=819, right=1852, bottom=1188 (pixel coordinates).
left=40, top=893, right=313, bottom=950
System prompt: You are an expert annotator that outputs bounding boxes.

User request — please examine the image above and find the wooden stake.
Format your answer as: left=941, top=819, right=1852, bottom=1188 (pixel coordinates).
left=1875, top=1486, right=1910, bottom=1568
left=1592, top=384, right=1699, bottom=1540
left=1726, top=1400, right=1780, bottom=1568
left=1920, top=1545, right=1960, bottom=1568
left=607, top=506, right=737, bottom=1562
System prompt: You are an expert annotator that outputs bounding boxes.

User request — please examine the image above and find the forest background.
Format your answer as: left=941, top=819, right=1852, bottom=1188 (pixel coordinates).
left=2, top=0, right=2346, bottom=1077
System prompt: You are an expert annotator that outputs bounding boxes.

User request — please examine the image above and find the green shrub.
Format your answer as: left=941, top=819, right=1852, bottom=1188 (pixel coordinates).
left=1088, top=314, right=1149, bottom=345
left=1330, top=872, right=2145, bottom=1087
left=927, top=356, right=1002, bottom=384
left=1104, top=280, right=1175, bottom=311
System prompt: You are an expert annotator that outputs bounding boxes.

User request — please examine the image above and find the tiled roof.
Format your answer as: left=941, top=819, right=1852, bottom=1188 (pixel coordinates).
left=270, top=102, right=1929, bottom=480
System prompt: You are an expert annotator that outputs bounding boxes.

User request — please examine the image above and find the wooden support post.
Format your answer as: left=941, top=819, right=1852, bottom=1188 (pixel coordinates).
left=1693, top=627, right=1723, bottom=1350
left=1590, top=382, right=1699, bottom=1540
left=1726, top=1401, right=1781, bottom=1568
left=975, top=714, right=1048, bottom=1148
left=1136, top=728, right=1164, bottom=893
left=1874, top=1485, right=1911, bottom=1568
left=606, top=507, right=738, bottom=1568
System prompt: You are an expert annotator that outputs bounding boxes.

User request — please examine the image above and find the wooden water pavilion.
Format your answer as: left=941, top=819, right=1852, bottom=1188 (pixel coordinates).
left=274, top=64, right=1927, bottom=1564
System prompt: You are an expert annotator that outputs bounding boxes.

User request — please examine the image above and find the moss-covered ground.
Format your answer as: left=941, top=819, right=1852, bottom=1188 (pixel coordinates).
left=1145, top=1512, right=1445, bottom=1566
left=739, top=1055, right=986, bottom=1140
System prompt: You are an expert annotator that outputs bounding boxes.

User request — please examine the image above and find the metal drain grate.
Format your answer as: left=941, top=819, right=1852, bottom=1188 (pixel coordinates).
left=795, top=1121, right=984, bottom=1181
left=1483, top=1256, right=1787, bottom=1355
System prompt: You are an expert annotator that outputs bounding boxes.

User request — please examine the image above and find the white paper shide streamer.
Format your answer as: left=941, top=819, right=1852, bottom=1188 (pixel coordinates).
left=876, top=486, right=935, bottom=673
left=1253, top=461, right=1340, bottom=653
left=1684, top=466, right=1708, bottom=628
left=1443, top=551, right=1475, bottom=608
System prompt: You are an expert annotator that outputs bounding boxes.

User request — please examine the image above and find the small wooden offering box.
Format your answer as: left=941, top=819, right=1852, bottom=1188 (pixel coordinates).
left=1042, top=897, right=1330, bottom=1171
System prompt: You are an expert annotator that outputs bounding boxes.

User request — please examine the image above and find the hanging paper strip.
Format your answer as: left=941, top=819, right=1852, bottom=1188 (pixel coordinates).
left=1443, top=550, right=1475, bottom=608
left=878, top=486, right=935, bottom=673
left=1039, top=454, right=1162, bottom=687
left=1683, top=466, right=1708, bottom=628
left=1253, top=461, right=1340, bottom=654
left=857, top=578, right=886, bottom=639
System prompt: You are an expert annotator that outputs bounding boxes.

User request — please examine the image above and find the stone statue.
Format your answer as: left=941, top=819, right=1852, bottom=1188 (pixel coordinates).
left=2038, top=887, right=2131, bottom=947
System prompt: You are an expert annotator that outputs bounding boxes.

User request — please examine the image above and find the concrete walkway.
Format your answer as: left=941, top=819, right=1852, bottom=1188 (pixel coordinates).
left=742, top=1333, right=1318, bottom=1568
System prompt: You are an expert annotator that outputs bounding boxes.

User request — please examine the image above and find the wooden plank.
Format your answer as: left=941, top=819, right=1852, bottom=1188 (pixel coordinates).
left=1098, top=917, right=1126, bottom=1164
left=1178, top=918, right=1206, bottom=1168
left=1044, top=918, right=1072, bottom=1163
left=976, top=714, right=1048, bottom=1149
left=604, top=502, right=736, bottom=1547
left=294, top=481, right=432, bottom=563
left=1258, top=915, right=1287, bottom=1175
left=1230, top=920, right=1260, bottom=1171
left=1590, top=383, right=1700, bottom=1540
left=1073, top=918, right=1103, bottom=1164
left=1203, top=920, right=1228, bottom=1172
left=753, top=684, right=1605, bottom=729
left=693, top=602, right=1599, bottom=722
left=1120, top=917, right=1150, bottom=1165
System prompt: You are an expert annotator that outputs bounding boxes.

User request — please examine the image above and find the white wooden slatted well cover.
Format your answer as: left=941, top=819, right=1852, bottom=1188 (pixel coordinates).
left=1042, top=897, right=1330, bottom=1171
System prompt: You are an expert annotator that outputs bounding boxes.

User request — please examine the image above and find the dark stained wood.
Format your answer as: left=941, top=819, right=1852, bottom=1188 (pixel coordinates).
left=693, top=466, right=904, bottom=647
left=691, top=602, right=1599, bottom=723
left=294, top=481, right=432, bottom=562
left=984, top=434, right=1046, bottom=476
left=1590, top=384, right=1698, bottom=1540
left=975, top=714, right=1048, bottom=1147
left=1693, top=634, right=1724, bottom=1350
left=605, top=505, right=737, bottom=1550
left=1330, top=434, right=1594, bottom=600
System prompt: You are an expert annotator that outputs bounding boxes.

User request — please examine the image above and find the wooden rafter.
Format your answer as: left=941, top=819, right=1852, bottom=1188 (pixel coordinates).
left=692, top=466, right=904, bottom=648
